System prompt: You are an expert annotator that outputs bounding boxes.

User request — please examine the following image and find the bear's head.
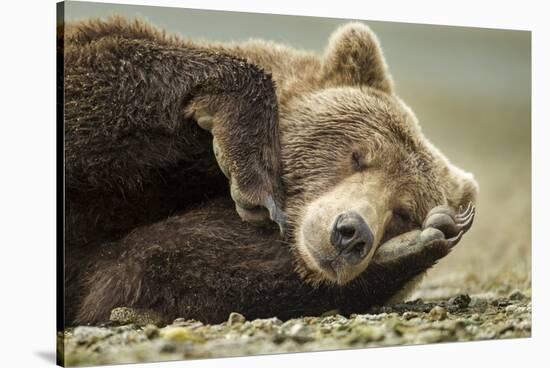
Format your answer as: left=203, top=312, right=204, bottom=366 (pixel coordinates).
left=280, top=23, right=478, bottom=286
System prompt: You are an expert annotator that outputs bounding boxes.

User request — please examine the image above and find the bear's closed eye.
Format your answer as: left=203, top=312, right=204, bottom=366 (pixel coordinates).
left=393, top=208, right=412, bottom=223
left=351, top=150, right=369, bottom=171
left=379, top=209, right=417, bottom=244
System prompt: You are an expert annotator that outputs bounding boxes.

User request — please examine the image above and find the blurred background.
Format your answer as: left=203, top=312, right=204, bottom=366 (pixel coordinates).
left=65, top=1, right=531, bottom=298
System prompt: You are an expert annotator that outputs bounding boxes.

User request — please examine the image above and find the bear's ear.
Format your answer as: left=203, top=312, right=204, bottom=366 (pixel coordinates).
left=444, top=164, right=480, bottom=212
left=321, top=23, right=394, bottom=93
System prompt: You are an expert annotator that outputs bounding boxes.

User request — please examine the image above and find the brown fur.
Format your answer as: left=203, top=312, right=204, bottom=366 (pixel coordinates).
left=61, top=17, right=478, bottom=326
left=73, top=197, right=455, bottom=324
left=64, top=17, right=283, bottom=249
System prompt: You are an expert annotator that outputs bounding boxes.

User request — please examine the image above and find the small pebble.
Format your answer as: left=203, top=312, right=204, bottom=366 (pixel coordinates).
left=172, top=318, right=203, bottom=328
left=143, top=324, right=159, bottom=339
left=505, top=305, right=517, bottom=315
left=509, top=290, right=526, bottom=301
left=320, top=309, right=339, bottom=317
left=364, top=313, right=388, bottom=321
left=428, top=306, right=448, bottom=321
left=109, top=307, right=165, bottom=326
left=402, top=311, right=419, bottom=320
left=159, top=341, right=176, bottom=353
left=469, top=297, right=489, bottom=310
left=227, top=312, right=246, bottom=326
left=303, top=317, right=317, bottom=324
left=288, top=322, right=305, bottom=336
left=492, top=299, right=512, bottom=307
left=448, top=294, right=471, bottom=309
left=160, top=327, right=204, bottom=343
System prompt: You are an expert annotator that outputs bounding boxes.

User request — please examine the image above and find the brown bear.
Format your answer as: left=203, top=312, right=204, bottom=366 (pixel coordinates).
left=61, top=17, right=478, bottom=326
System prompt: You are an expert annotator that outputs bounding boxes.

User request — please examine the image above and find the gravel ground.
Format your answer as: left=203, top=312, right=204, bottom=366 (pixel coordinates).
left=60, top=284, right=531, bottom=366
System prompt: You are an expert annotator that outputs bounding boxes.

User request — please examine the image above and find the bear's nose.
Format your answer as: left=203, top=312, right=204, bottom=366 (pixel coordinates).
left=330, top=211, right=374, bottom=265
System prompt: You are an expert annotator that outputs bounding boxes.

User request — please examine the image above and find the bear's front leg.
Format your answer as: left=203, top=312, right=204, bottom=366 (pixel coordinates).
left=184, top=83, right=287, bottom=235
left=353, top=204, right=476, bottom=306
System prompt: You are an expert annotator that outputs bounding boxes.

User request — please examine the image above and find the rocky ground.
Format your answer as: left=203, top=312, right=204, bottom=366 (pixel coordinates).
left=60, top=283, right=530, bottom=366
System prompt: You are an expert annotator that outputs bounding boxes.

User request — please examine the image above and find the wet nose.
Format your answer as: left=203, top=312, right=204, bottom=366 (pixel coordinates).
left=330, top=211, right=374, bottom=265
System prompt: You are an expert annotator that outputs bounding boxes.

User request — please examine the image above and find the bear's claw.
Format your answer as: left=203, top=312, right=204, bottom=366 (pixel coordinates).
left=420, top=202, right=475, bottom=250
left=422, top=202, right=475, bottom=240
left=446, top=230, right=465, bottom=248
left=373, top=203, right=475, bottom=266
left=264, top=195, right=288, bottom=237
left=232, top=196, right=287, bottom=236
left=456, top=202, right=475, bottom=234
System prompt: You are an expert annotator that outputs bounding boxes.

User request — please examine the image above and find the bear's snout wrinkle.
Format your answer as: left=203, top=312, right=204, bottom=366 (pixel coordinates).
left=330, top=211, right=373, bottom=265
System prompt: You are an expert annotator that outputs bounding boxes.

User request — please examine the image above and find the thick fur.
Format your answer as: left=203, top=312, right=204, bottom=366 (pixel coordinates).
left=64, top=17, right=283, bottom=249
left=74, top=197, right=452, bottom=324
left=62, top=17, right=478, bottom=325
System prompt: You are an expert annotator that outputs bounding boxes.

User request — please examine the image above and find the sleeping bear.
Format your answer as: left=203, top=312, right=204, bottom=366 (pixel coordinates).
left=61, top=17, right=478, bottom=326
